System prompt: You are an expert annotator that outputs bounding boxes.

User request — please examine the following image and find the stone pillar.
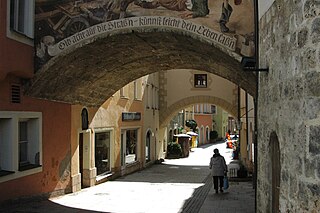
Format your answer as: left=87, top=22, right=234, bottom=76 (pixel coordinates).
left=71, top=173, right=81, bottom=192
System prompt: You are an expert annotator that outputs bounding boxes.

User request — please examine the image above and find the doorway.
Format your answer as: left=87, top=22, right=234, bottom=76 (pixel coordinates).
left=146, top=131, right=151, bottom=162
left=270, top=132, right=280, bottom=213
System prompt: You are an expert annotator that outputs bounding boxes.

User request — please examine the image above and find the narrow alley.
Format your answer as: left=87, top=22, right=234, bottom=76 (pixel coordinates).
left=1, top=141, right=254, bottom=213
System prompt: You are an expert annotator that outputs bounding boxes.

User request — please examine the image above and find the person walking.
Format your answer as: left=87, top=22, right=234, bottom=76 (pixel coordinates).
left=209, top=148, right=228, bottom=193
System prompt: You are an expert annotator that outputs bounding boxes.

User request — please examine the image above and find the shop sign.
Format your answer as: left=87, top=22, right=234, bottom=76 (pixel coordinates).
left=122, top=112, right=141, bottom=121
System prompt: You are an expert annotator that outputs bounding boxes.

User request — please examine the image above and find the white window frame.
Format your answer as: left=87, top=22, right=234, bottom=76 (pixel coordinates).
left=0, top=111, right=42, bottom=183
left=6, top=0, right=34, bottom=45
left=120, top=85, right=129, bottom=99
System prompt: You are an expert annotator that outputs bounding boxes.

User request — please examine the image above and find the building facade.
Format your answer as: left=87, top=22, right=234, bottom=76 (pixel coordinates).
left=257, top=0, right=320, bottom=212
left=0, top=0, right=73, bottom=201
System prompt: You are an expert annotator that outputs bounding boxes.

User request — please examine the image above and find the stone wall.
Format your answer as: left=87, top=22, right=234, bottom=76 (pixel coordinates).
left=258, top=0, right=320, bottom=212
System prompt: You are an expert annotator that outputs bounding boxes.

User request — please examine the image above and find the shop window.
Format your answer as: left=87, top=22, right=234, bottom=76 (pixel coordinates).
left=126, top=129, right=138, bottom=164
left=194, top=74, right=207, bottom=88
left=95, top=131, right=111, bottom=176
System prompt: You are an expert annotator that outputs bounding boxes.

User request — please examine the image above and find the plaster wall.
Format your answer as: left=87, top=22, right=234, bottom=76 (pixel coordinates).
left=165, top=69, right=238, bottom=110
left=257, top=0, right=320, bottom=212
left=194, top=114, right=212, bottom=144
left=90, top=83, right=144, bottom=171
left=0, top=76, right=72, bottom=202
left=0, top=0, right=33, bottom=80
left=88, top=73, right=160, bottom=173
left=213, top=107, right=229, bottom=138
left=142, top=73, right=161, bottom=162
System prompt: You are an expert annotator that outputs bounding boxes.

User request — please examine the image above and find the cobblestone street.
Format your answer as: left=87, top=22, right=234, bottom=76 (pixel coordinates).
left=1, top=141, right=254, bottom=213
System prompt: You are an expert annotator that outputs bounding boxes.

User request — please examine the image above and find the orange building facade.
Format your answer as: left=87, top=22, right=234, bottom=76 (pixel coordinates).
left=0, top=0, right=73, bottom=201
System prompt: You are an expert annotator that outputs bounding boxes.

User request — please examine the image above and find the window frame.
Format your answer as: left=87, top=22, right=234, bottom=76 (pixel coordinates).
left=18, top=120, right=29, bottom=167
left=94, top=130, right=112, bottom=176
left=0, top=111, right=42, bottom=182
left=194, top=74, right=208, bottom=88
left=8, top=0, right=34, bottom=40
left=123, top=128, right=140, bottom=165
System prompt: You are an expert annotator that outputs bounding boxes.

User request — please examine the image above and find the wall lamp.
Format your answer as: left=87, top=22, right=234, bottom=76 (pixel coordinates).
left=241, top=57, right=269, bottom=72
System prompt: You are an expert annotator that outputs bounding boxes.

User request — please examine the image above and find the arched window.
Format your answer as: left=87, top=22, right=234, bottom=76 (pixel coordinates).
left=81, top=108, right=88, bottom=130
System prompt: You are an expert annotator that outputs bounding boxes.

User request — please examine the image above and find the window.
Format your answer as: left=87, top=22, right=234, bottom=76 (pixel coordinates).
left=134, top=81, right=138, bottom=100
left=9, top=0, right=34, bottom=38
left=155, top=88, right=159, bottom=109
left=0, top=112, right=42, bottom=181
left=152, top=86, right=159, bottom=110
left=19, top=121, right=28, bottom=167
left=126, top=129, right=138, bottom=164
left=146, top=84, right=151, bottom=109
left=120, top=88, right=124, bottom=97
left=194, top=74, right=207, bottom=88
left=18, top=118, right=41, bottom=171
left=81, top=108, right=89, bottom=130
left=95, top=131, right=111, bottom=175
left=211, top=105, right=217, bottom=114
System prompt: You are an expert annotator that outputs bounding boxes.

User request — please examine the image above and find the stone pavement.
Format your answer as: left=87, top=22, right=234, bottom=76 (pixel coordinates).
left=1, top=141, right=255, bottom=213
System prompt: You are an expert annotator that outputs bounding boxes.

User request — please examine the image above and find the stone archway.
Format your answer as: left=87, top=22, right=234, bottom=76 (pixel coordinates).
left=160, top=95, right=237, bottom=127
left=26, top=32, right=256, bottom=107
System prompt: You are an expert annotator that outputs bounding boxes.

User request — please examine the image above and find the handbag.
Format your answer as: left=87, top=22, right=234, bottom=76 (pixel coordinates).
left=223, top=176, right=229, bottom=190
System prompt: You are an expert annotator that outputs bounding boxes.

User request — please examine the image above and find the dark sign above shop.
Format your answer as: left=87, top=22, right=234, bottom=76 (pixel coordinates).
left=122, top=112, right=141, bottom=121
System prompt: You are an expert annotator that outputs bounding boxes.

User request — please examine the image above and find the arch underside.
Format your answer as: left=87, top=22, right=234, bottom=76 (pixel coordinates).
left=159, top=95, right=237, bottom=127
left=26, top=31, right=256, bottom=107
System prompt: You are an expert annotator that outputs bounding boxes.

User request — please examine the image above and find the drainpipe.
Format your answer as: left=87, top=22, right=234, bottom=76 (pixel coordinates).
left=253, top=0, right=260, bottom=212
left=238, top=86, right=241, bottom=125
left=246, top=92, right=249, bottom=157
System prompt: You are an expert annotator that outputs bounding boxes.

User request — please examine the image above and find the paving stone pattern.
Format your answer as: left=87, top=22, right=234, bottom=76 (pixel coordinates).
left=0, top=143, right=255, bottom=213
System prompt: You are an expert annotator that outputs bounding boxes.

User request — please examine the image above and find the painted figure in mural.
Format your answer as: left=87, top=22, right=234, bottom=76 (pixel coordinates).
left=134, top=0, right=209, bottom=18
left=219, top=0, right=242, bottom=32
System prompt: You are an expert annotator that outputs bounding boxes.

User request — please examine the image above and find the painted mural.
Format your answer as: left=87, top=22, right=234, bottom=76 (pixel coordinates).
left=35, top=0, right=254, bottom=70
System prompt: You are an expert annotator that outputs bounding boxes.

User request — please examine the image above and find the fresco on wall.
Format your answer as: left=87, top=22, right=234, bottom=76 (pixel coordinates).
left=35, top=0, right=254, bottom=70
